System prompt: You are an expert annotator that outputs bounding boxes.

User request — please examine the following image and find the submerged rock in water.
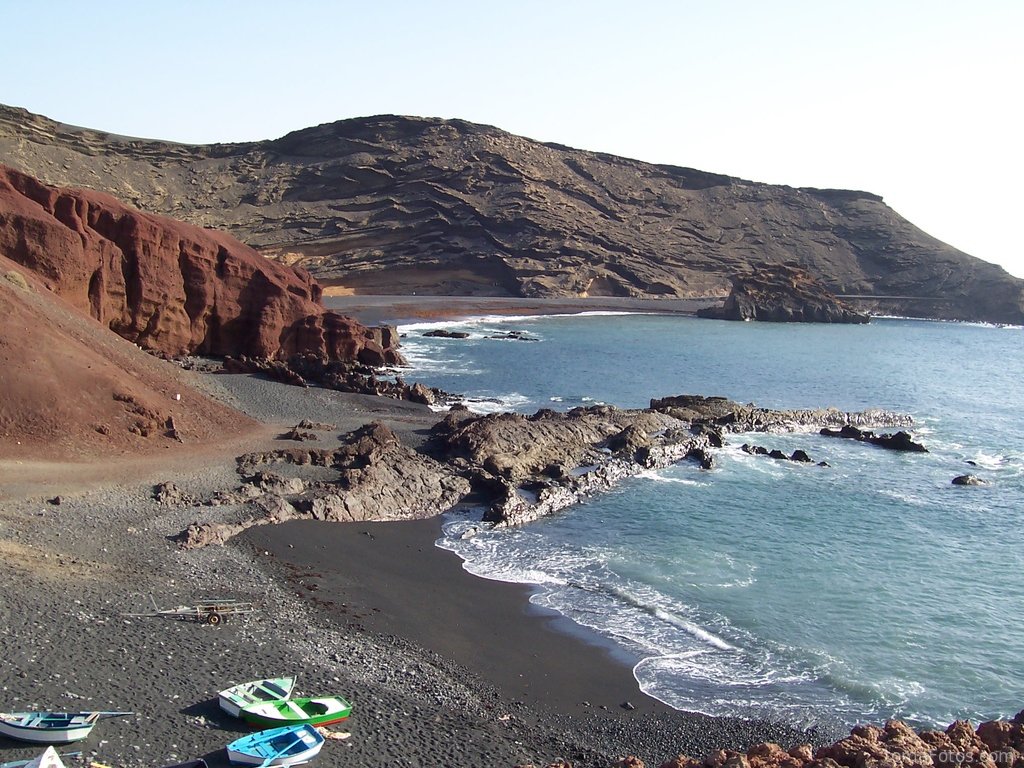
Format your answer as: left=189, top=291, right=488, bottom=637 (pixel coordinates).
left=952, top=474, right=989, bottom=486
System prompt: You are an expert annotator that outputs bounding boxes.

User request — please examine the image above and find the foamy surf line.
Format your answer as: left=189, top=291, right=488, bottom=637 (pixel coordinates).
left=397, top=309, right=658, bottom=333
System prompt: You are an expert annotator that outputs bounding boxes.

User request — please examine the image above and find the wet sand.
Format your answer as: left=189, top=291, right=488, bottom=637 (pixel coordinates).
left=243, top=517, right=669, bottom=717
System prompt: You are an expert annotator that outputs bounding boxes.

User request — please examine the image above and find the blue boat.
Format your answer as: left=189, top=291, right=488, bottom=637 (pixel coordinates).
left=225, top=724, right=324, bottom=767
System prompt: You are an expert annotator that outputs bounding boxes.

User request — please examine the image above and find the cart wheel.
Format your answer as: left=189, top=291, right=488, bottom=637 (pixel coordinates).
left=206, top=613, right=223, bottom=626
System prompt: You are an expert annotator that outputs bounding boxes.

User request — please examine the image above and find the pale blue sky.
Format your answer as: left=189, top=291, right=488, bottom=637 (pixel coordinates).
left=2, top=1, right=1021, bottom=277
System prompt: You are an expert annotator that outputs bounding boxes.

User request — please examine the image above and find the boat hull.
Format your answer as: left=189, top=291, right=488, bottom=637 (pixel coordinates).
left=226, top=725, right=324, bottom=767
left=0, top=714, right=97, bottom=744
left=218, top=677, right=297, bottom=718
left=240, top=697, right=351, bottom=729
left=23, top=746, right=68, bottom=768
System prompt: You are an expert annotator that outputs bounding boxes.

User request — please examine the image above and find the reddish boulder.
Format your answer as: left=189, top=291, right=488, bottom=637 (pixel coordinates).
left=661, top=757, right=703, bottom=768
left=0, top=165, right=402, bottom=363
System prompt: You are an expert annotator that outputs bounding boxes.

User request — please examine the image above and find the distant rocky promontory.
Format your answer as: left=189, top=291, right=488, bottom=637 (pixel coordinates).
left=697, top=262, right=870, bottom=323
left=2, top=104, right=1022, bottom=325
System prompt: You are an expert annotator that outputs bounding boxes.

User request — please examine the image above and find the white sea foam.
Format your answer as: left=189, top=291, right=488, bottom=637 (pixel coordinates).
left=635, top=470, right=703, bottom=487
left=878, top=489, right=928, bottom=506
left=457, top=393, right=532, bottom=414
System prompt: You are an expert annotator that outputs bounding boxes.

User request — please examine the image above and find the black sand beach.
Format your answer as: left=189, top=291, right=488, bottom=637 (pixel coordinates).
left=243, top=517, right=668, bottom=717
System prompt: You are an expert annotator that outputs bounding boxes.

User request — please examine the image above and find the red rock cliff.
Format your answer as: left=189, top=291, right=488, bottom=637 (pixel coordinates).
left=0, top=165, right=403, bottom=365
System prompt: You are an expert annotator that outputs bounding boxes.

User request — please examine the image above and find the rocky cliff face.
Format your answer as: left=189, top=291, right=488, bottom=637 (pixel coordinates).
left=2, top=103, right=1022, bottom=324
left=0, top=165, right=403, bottom=364
left=697, top=263, right=870, bottom=323
left=0, top=253, right=258, bottom=460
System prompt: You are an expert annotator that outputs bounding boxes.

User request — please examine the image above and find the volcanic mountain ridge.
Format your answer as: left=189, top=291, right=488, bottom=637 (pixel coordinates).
left=2, top=103, right=1021, bottom=324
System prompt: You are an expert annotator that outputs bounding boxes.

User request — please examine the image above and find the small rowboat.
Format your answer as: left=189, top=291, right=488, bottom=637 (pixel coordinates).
left=241, top=696, right=352, bottom=729
left=0, top=746, right=71, bottom=768
left=219, top=677, right=297, bottom=718
left=0, top=713, right=100, bottom=744
left=21, top=747, right=67, bottom=768
left=226, top=724, right=324, bottom=766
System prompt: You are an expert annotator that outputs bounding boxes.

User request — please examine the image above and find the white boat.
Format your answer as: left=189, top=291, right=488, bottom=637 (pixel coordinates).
left=1, top=746, right=70, bottom=768
left=22, top=747, right=67, bottom=768
left=226, top=724, right=324, bottom=766
left=218, top=676, right=297, bottom=718
left=0, top=713, right=99, bottom=744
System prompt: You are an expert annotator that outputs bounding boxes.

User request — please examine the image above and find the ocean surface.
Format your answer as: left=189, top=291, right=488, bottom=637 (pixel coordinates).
left=396, top=312, right=1024, bottom=730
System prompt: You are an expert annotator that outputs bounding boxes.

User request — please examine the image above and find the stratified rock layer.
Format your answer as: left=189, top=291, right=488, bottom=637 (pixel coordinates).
left=2, top=104, right=1023, bottom=324
left=0, top=164, right=403, bottom=363
left=696, top=263, right=869, bottom=323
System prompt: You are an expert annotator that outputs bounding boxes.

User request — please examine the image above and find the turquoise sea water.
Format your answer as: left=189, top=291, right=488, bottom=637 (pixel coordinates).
left=397, top=313, right=1024, bottom=729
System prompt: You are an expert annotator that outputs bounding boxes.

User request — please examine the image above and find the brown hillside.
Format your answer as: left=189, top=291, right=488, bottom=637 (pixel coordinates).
left=0, top=256, right=257, bottom=462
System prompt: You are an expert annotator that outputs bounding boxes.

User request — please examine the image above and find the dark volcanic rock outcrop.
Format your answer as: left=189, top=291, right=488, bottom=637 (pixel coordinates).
left=177, top=394, right=915, bottom=543
left=178, top=422, right=472, bottom=548
left=0, top=164, right=403, bottom=363
left=952, top=474, right=989, bottom=486
left=649, top=394, right=913, bottom=433
left=696, top=263, right=869, bottom=323
left=820, top=424, right=928, bottom=452
left=221, top=352, right=450, bottom=404
left=2, top=104, right=1022, bottom=324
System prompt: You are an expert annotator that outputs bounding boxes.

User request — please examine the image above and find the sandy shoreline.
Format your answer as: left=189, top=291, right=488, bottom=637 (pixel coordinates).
left=243, top=517, right=668, bottom=717
left=0, top=345, right=842, bottom=768
left=323, top=295, right=720, bottom=326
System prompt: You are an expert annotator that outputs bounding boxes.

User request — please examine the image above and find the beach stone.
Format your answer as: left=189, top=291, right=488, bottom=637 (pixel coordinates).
left=787, top=744, right=815, bottom=762
left=660, top=757, right=702, bottom=768
left=154, top=482, right=198, bottom=507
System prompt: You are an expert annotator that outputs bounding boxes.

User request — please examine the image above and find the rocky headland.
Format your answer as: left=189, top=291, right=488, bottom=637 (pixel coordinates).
left=174, top=395, right=916, bottom=546
left=696, top=263, right=869, bottom=323
left=2, top=104, right=1022, bottom=324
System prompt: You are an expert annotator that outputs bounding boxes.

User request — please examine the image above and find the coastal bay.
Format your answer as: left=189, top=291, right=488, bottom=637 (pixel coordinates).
left=2, top=300, right=1022, bottom=768
left=0, top=355, right=833, bottom=768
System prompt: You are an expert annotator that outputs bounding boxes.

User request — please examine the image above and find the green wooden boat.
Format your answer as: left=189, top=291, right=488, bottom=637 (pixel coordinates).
left=240, top=697, right=352, bottom=729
